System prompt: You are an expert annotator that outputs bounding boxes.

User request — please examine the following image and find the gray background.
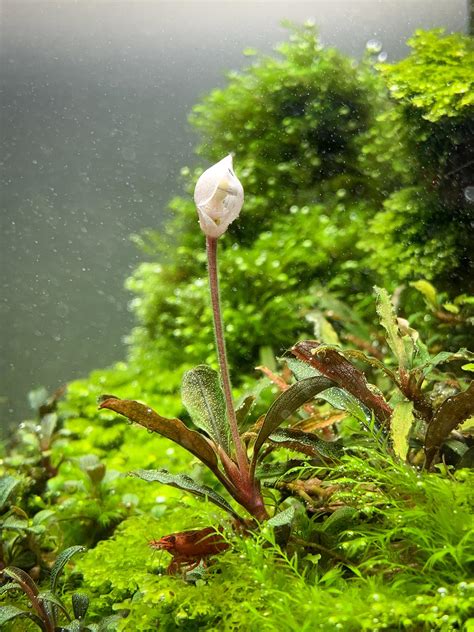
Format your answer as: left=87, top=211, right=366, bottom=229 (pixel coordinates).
left=0, top=1, right=468, bottom=426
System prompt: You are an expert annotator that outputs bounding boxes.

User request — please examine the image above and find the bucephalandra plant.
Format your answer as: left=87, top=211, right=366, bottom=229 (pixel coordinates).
left=98, top=154, right=341, bottom=532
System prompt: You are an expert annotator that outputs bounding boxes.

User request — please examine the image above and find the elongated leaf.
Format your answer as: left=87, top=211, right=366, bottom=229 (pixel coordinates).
left=4, top=566, right=39, bottom=597
left=410, top=280, right=438, bottom=309
left=267, top=506, right=295, bottom=528
left=374, top=286, right=410, bottom=369
left=235, top=395, right=256, bottom=426
left=99, top=397, right=219, bottom=473
left=425, top=382, right=474, bottom=467
left=0, top=605, right=46, bottom=630
left=50, top=545, right=86, bottom=592
left=181, top=365, right=231, bottom=453
left=0, top=581, right=21, bottom=597
left=291, top=341, right=392, bottom=424
left=268, top=428, right=342, bottom=460
left=0, top=475, right=21, bottom=510
left=72, top=593, right=90, bottom=620
left=38, top=590, right=70, bottom=619
left=132, top=469, right=240, bottom=519
left=285, top=357, right=319, bottom=380
left=322, top=507, right=357, bottom=535
left=420, top=348, right=474, bottom=379
left=253, top=376, right=334, bottom=459
left=391, top=400, right=414, bottom=461
left=316, top=387, right=371, bottom=425
left=256, top=460, right=308, bottom=482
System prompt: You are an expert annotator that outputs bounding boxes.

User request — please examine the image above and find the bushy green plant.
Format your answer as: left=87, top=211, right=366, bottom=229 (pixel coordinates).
left=71, top=448, right=474, bottom=631
left=360, top=29, right=474, bottom=292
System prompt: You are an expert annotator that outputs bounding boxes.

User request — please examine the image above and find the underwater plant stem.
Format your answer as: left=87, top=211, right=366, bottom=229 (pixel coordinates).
left=206, top=236, right=248, bottom=472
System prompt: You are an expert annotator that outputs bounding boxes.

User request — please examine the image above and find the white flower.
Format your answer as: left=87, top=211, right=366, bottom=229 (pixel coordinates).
left=193, top=155, right=244, bottom=238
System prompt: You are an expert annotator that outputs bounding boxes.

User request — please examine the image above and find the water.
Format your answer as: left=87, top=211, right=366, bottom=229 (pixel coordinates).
left=0, top=1, right=468, bottom=427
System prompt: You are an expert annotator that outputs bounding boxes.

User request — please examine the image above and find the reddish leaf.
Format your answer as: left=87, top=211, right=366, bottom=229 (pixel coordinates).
left=99, top=397, right=219, bottom=473
left=425, top=382, right=474, bottom=468
left=291, top=341, right=392, bottom=424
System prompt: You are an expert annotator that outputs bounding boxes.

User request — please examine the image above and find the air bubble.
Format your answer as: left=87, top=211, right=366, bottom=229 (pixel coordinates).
left=464, top=186, right=474, bottom=202
left=366, top=39, right=382, bottom=54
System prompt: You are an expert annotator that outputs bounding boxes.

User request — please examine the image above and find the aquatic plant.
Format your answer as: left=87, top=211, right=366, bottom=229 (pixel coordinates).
left=0, top=545, right=121, bottom=631
left=99, top=155, right=340, bottom=526
left=99, top=155, right=472, bottom=569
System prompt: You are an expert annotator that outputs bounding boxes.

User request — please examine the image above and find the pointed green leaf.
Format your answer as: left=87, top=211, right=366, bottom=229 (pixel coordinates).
left=390, top=400, right=415, bottom=461
left=253, top=376, right=334, bottom=459
left=50, top=546, right=86, bottom=592
left=421, top=348, right=474, bottom=379
left=0, top=581, right=21, bottom=597
left=316, top=387, right=371, bottom=425
left=374, top=286, right=409, bottom=369
left=0, top=605, right=46, bottom=630
left=268, top=428, right=342, bottom=460
left=132, top=469, right=241, bottom=519
left=181, top=365, right=231, bottom=454
left=0, top=475, right=21, bottom=510
left=267, top=506, right=295, bottom=528
left=99, top=397, right=219, bottom=473
left=425, top=383, right=474, bottom=467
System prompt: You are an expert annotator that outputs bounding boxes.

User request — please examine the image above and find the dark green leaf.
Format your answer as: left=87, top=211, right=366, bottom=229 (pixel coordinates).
left=38, top=590, right=70, bottom=619
left=0, top=475, right=21, bottom=510
left=253, top=376, right=334, bottom=459
left=268, top=428, right=342, bottom=460
left=456, top=446, right=474, bottom=470
left=425, top=382, right=474, bottom=467
left=72, top=593, right=89, bottom=620
left=181, top=365, right=231, bottom=453
left=132, top=469, right=240, bottom=519
left=235, top=395, right=256, bottom=426
left=256, top=460, right=308, bottom=483
left=99, top=397, right=219, bottom=474
left=50, top=546, right=86, bottom=592
left=291, top=341, right=392, bottom=423
left=322, top=507, right=357, bottom=535
left=0, top=605, right=46, bottom=631
left=420, top=348, right=474, bottom=379
left=266, top=506, right=295, bottom=528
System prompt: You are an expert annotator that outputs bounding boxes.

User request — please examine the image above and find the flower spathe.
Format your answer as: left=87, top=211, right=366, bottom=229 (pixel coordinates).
left=194, top=155, right=244, bottom=238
